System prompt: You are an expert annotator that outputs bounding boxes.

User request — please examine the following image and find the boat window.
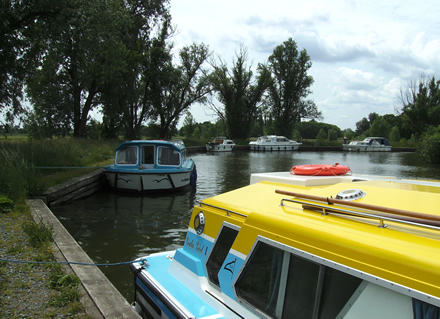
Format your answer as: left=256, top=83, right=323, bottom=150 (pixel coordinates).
left=116, top=146, right=138, bottom=165
left=142, top=145, right=155, bottom=164
left=206, top=226, right=239, bottom=287
left=235, top=241, right=362, bottom=319
left=157, top=146, right=180, bottom=166
left=235, top=241, right=285, bottom=317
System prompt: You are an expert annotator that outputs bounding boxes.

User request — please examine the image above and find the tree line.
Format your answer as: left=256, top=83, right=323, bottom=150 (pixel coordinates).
left=1, top=1, right=439, bottom=162
left=1, top=0, right=321, bottom=141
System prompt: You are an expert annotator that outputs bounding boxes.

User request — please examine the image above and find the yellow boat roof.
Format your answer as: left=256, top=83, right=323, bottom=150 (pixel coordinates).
left=199, top=173, right=440, bottom=302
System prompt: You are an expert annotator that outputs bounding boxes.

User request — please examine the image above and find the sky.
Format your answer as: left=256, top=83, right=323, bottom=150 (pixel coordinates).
left=170, top=0, right=440, bottom=130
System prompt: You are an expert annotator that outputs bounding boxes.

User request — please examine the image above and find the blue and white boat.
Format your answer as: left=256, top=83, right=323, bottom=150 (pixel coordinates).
left=103, top=140, right=197, bottom=192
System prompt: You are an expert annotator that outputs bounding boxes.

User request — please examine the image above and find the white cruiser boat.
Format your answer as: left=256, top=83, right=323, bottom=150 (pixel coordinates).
left=249, top=135, right=302, bottom=151
left=206, top=137, right=235, bottom=152
left=343, top=137, right=392, bottom=152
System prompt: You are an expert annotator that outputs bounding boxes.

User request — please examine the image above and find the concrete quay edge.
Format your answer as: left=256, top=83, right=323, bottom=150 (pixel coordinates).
left=28, top=199, right=141, bottom=319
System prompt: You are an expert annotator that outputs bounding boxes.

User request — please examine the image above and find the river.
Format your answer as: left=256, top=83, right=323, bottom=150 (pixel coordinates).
left=51, top=151, right=440, bottom=301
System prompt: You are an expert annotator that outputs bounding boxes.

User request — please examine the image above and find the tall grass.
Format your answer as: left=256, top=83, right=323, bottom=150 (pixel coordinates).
left=0, top=138, right=120, bottom=200
left=0, top=146, right=42, bottom=200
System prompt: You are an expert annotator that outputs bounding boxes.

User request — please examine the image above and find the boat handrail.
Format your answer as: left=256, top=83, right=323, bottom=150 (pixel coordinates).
left=278, top=196, right=440, bottom=230
left=197, top=200, right=248, bottom=218
left=276, top=189, right=440, bottom=222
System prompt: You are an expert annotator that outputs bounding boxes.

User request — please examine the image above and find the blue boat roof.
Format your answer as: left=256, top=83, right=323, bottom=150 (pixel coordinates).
left=115, top=140, right=185, bottom=151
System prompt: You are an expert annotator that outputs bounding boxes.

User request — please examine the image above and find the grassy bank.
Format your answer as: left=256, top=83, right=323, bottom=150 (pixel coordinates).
left=0, top=137, right=120, bottom=317
left=0, top=138, right=120, bottom=201
left=0, top=202, right=91, bottom=317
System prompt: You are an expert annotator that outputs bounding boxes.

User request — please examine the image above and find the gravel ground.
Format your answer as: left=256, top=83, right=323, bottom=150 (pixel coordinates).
left=0, top=209, right=89, bottom=318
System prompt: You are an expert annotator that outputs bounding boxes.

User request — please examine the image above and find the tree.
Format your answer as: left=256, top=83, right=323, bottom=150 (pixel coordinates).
left=149, top=42, right=212, bottom=140
left=25, top=0, right=132, bottom=138
left=101, top=2, right=171, bottom=140
left=356, top=117, right=370, bottom=135
left=0, top=0, right=62, bottom=124
left=398, top=75, right=440, bottom=138
left=389, top=126, right=400, bottom=142
left=210, top=47, right=270, bottom=139
left=266, top=38, right=321, bottom=138
left=370, top=116, right=391, bottom=138
left=182, top=113, right=196, bottom=137
left=419, top=126, right=440, bottom=163
left=296, top=120, right=341, bottom=139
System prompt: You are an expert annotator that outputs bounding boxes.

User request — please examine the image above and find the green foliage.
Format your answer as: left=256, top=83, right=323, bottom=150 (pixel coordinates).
left=316, top=129, right=327, bottom=141
left=292, top=130, right=301, bottom=141
left=22, top=221, right=53, bottom=248
left=0, top=145, right=43, bottom=200
left=418, top=126, right=440, bottom=163
left=297, top=120, right=341, bottom=139
left=389, top=126, right=401, bottom=142
left=370, top=116, right=391, bottom=138
left=139, top=39, right=212, bottom=140
left=49, top=267, right=81, bottom=307
left=327, top=129, right=338, bottom=141
left=356, top=117, right=370, bottom=135
left=50, top=273, right=81, bottom=290
left=399, top=75, right=440, bottom=139
left=0, top=196, right=14, bottom=213
left=0, top=138, right=118, bottom=198
left=211, top=47, right=270, bottom=139
left=266, top=38, right=321, bottom=138
left=0, top=0, right=63, bottom=123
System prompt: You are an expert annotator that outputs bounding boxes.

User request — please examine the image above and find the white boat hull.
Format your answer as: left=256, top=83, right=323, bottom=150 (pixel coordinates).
left=104, top=170, right=194, bottom=191
left=249, top=144, right=301, bottom=151
left=205, top=144, right=235, bottom=152
left=342, top=145, right=391, bottom=152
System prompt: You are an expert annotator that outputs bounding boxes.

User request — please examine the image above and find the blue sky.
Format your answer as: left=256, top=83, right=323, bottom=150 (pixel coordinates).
left=170, top=0, right=440, bottom=130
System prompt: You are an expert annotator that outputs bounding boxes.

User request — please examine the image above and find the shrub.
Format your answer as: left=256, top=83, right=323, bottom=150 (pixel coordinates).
left=0, top=196, right=14, bottom=213
left=22, top=221, right=53, bottom=248
left=418, top=126, right=440, bottom=163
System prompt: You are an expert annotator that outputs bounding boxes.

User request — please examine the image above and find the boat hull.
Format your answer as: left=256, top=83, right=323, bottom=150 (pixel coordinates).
left=205, top=144, right=235, bottom=152
left=103, top=169, right=195, bottom=192
left=249, top=144, right=301, bottom=151
left=342, top=145, right=391, bottom=152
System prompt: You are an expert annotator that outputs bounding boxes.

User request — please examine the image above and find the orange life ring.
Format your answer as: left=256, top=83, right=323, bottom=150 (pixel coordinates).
left=290, top=163, right=351, bottom=176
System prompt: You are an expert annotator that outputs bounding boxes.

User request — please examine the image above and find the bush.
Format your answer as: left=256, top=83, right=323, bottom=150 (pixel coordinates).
left=418, top=126, right=440, bottom=163
left=0, top=196, right=14, bottom=213
left=22, top=221, right=53, bottom=248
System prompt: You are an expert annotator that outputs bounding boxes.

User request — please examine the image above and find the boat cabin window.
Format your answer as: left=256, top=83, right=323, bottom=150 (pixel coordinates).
left=206, top=225, right=239, bottom=287
left=116, top=146, right=138, bottom=165
left=236, top=241, right=440, bottom=319
left=142, top=145, right=155, bottom=165
left=235, top=241, right=362, bottom=319
left=157, top=146, right=180, bottom=166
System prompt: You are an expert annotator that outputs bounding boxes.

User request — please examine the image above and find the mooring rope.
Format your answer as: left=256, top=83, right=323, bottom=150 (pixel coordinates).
left=0, top=257, right=148, bottom=267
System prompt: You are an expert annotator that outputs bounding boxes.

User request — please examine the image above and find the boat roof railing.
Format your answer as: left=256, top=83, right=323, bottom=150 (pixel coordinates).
left=276, top=190, right=440, bottom=231
left=196, top=200, right=248, bottom=218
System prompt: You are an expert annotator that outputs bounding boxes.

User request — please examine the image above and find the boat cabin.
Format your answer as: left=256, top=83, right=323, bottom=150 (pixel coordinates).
left=131, top=172, right=440, bottom=318
left=114, top=140, right=185, bottom=169
left=104, top=140, right=196, bottom=192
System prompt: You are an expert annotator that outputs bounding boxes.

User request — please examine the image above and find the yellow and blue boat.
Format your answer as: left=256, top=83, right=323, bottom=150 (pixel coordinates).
left=130, top=167, right=440, bottom=318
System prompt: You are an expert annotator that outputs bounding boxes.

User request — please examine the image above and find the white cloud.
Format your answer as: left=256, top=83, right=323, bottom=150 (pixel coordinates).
left=170, top=0, right=440, bottom=130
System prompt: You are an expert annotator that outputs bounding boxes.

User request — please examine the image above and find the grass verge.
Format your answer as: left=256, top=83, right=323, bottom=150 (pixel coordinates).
left=0, top=201, right=91, bottom=318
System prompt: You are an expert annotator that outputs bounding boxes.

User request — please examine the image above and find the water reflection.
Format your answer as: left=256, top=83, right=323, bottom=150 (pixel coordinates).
left=52, top=151, right=440, bottom=300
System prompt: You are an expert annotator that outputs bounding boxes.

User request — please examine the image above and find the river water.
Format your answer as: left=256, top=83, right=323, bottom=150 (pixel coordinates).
left=51, top=151, right=440, bottom=301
